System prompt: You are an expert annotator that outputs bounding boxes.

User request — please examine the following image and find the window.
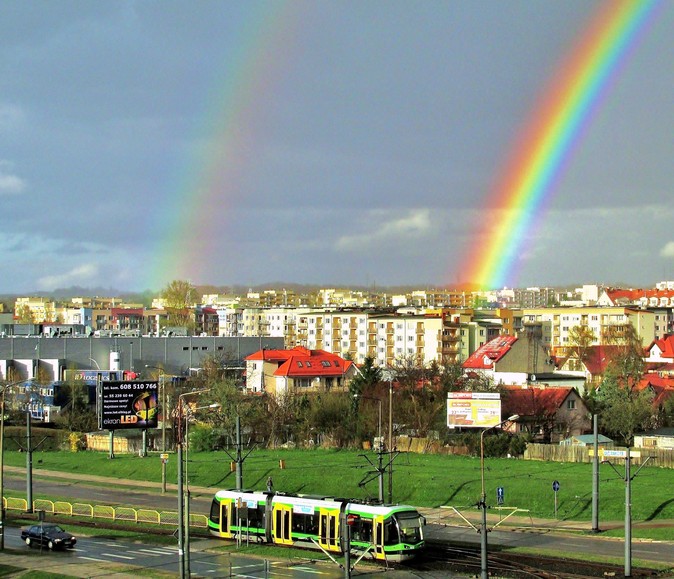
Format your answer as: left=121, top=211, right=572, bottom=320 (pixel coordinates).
left=321, top=360, right=331, bottom=367
left=297, top=361, right=303, bottom=368
left=567, top=399, right=576, bottom=410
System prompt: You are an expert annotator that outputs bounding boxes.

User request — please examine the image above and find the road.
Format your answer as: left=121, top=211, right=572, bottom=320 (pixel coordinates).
left=3, top=466, right=673, bottom=575
left=5, top=527, right=353, bottom=578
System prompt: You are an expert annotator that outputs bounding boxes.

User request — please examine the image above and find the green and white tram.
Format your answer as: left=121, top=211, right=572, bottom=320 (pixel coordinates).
left=208, top=489, right=426, bottom=562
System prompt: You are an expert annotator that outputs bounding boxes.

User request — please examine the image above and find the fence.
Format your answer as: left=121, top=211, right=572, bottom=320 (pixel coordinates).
left=524, top=443, right=674, bottom=468
left=2, top=496, right=208, bottom=528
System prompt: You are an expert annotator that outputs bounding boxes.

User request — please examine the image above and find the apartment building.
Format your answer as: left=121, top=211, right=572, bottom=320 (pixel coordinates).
left=521, top=306, right=655, bottom=356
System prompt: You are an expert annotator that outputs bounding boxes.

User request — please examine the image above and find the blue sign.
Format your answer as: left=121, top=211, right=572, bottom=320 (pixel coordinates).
left=497, top=486, right=504, bottom=505
left=552, top=480, right=560, bottom=492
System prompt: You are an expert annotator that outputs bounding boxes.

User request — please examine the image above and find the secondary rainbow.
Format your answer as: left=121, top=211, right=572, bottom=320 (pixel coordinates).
left=144, top=3, right=300, bottom=290
left=460, top=0, right=661, bottom=291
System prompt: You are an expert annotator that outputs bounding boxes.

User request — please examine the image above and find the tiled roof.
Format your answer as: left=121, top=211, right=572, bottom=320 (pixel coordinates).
left=245, top=346, right=353, bottom=378
left=646, top=335, right=674, bottom=359
left=462, top=335, right=518, bottom=369
left=502, top=386, right=575, bottom=417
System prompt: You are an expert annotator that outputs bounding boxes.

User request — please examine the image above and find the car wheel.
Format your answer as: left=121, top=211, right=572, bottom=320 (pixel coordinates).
left=25, top=537, right=31, bottom=546
left=48, top=540, right=54, bottom=550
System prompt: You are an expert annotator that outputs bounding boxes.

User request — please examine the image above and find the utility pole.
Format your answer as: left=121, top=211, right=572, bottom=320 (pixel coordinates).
left=602, top=447, right=652, bottom=578
left=222, top=415, right=256, bottom=491
left=591, top=414, right=600, bottom=532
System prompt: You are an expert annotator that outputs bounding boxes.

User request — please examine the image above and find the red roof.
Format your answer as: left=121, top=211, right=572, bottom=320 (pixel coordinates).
left=502, top=386, right=575, bottom=417
left=246, top=346, right=353, bottom=378
left=635, top=374, right=674, bottom=407
left=646, top=335, right=674, bottom=359
left=463, top=335, right=518, bottom=370
left=580, top=345, right=625, bottom=375
left=605, top=288, right=674, bottom=304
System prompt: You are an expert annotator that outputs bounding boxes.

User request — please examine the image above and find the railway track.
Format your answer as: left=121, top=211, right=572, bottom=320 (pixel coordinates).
left=398, top=540, right=664, bottom=578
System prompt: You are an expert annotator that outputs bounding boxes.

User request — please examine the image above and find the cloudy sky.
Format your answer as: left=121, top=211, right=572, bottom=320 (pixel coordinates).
left=1, top=1, right=673, bottom=294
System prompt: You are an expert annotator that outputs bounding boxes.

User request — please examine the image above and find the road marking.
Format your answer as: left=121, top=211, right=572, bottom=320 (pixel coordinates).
left=102, top=552, right=135, bottom=560
left=137, top=548, right=177, bottom=555
left=79, top=556, right=109, bottom=562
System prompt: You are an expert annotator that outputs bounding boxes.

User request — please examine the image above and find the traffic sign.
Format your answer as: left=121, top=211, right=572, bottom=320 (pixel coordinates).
left=497, top=486, right=504, bottom=505
left=552, top=480, right=560, bottom=492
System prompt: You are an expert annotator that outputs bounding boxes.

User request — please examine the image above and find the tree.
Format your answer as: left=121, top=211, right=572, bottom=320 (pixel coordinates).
left=15, top=304, right=34, bottom=324
left=161, top=279, right=198, bottom=329
left=567, top=325, right=596, bottom=366
left=595, top=325, right=651, bottom=445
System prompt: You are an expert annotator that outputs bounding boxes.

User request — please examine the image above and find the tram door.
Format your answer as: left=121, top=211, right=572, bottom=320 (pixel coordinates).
left=220, top=501, right=230, bottom=535
left=373, top=516, right=385, bottom=559
left=273, top=505, right=292, bottom=545
left=318, top=508, right=339, bottom=551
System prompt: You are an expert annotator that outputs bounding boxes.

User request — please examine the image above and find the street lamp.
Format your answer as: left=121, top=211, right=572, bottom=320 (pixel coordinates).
left=1, top=377, right=35, bottom=550
left=479, top=414, right=519, bottom=579
left=176, top=389, right=211, bottom=579
left=145, top=365, right=167, bottom=493
left=183, top=401, right=219, bottom=577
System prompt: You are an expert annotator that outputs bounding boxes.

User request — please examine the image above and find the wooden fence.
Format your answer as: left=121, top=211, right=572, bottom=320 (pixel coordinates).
left=524, top=443, right=674, bottom=468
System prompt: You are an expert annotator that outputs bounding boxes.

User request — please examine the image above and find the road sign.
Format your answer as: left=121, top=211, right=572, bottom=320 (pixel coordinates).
left=552, top=480, right=560, bottom=492
left=497, top=486, right=504, bottom=505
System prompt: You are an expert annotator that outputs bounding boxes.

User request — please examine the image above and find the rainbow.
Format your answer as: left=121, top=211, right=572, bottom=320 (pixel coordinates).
left=144, top=2, right=301, bottom=290
left=460, top=0, right=662, bottom=291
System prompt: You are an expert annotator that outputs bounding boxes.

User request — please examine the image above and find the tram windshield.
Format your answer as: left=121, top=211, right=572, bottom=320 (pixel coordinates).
left=394, top=511, right=424, bottom=543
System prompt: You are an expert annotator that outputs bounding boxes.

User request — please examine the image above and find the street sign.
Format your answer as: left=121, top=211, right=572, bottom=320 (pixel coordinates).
left=497, top=486, right=504, bottom=505
left=552, top=480, right=560, bottom=492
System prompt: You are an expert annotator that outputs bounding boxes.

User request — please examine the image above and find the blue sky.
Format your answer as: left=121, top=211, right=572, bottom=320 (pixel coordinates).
left=1, top=1, right=673, bottom=294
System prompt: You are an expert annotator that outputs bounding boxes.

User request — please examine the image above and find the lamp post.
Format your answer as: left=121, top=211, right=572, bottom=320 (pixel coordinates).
left=176, top=389, right=211, bottom=578
left=146, top=365, right=167, bottom=493
left=479, top=414, right=519, bottom=579
left=1, top=378, right=35, bottom=550
left=183, top=401, right=219, bottom=577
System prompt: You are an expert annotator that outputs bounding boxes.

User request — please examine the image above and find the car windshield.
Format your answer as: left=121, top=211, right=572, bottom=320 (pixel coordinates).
left=44, top=525, right=65, bottom=533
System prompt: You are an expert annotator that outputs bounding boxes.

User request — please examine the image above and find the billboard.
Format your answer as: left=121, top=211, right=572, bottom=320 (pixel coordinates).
left=99, top=380, right=159, bottom=430
left=447, top=392, right=501, bottom=428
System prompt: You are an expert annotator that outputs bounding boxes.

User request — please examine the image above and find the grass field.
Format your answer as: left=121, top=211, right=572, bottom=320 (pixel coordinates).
left=5, top=447, right=674, bottom=525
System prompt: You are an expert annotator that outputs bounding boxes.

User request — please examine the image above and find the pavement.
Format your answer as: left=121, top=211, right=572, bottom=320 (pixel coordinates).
left=2, top=465, right=673, bottom=578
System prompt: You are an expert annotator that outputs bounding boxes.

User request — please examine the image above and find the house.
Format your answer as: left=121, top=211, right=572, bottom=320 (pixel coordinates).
left=556, top=345, right=625, bottom=387
left=502, top=386, right=591, bottom=443
left=645, top=335, right=674, bottom=364
left=462, top=334, right=556, bottom=386
left=634, top=427, right=674, bottom=450
left=559, top=434, right=613, bottom=447
left=244, top=346, right=356, bottom=396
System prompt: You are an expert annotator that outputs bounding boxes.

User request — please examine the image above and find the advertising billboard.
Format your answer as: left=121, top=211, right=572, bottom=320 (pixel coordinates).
left=99, top=380, right=159, bottom=430
left=447, top=392, right=501, bottom=428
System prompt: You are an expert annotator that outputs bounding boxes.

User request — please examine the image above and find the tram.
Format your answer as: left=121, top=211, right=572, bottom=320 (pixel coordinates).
left=208, top=489, right=426, bottom=562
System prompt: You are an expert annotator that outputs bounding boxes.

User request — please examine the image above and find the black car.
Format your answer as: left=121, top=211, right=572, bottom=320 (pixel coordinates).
left=21, top=523, right=77, bottom=550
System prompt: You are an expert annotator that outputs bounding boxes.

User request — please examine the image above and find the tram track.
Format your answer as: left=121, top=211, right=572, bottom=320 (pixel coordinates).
left=400, top=540, right=665, bottom=578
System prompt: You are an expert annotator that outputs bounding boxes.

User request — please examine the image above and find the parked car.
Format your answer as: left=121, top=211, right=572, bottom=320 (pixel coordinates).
left=21, top=523, right=77, bottom=550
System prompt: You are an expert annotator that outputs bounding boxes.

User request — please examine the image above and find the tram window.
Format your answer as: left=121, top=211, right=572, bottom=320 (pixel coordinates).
left=209, top=501, right=220, bottom=523
left=384, top=519, right=399, bottom=545
left=351, top=519, right=372, bottom=543
left=292, top=512, right=309, bottom=533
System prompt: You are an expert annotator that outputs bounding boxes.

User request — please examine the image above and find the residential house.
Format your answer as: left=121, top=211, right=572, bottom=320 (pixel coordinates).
left=634, top=427, right=674, bottom=450
left=502, top=386, right=591, bottom=443
left=559, top=433, right=613, bottom=447
left=462, top=334, right=556, bottom=386
left=244, top=346, right=356, bottom=396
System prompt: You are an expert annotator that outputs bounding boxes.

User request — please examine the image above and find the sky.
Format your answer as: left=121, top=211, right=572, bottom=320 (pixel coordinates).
left=1, top=0, right=673, bottom=295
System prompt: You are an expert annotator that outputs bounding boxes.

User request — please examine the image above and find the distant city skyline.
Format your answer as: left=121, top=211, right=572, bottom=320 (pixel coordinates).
left=2, top=1, right=673, bottom=294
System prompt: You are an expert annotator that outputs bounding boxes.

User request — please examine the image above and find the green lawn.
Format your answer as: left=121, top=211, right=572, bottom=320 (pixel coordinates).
left=5, top=448, right=674, bottom=524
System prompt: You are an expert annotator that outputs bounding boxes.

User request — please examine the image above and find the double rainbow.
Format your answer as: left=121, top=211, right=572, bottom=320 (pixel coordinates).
left=460, top=0, right=662, bottom=291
